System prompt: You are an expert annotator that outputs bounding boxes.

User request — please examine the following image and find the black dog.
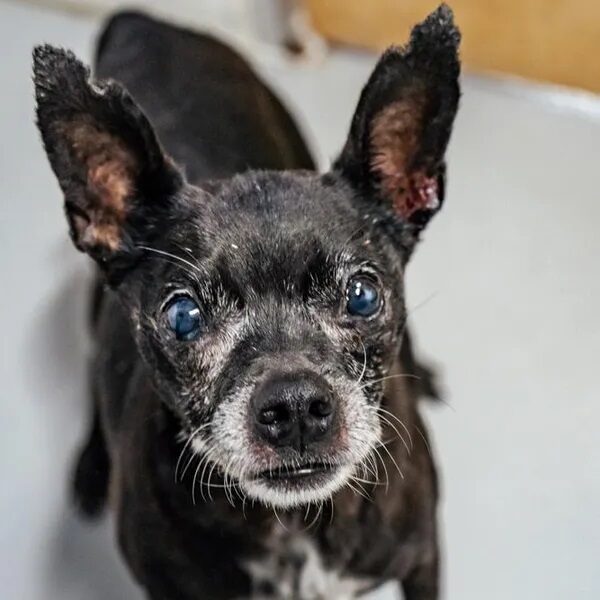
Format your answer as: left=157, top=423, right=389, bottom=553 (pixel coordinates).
left=33, top=5, right=460, bottom=599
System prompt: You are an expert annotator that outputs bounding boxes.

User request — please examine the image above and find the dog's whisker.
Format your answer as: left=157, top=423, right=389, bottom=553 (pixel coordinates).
left=299, top=502, right=320, bottom=532
left=360, top=372, right=421, bottom=390
left=414, top=424, right=433, bottom=459
left=307, top=501, right=324, bottom=530
left=304, top=502, right=312, bottom=522
left=136, top=246, right=204, bottom=286
left=272, top=506, right=287, bottom=531
left=206, top=461, right=219, bottom=502
left=373, top=410, right=411, bottom=456
left=405, top=290, right=440, bottom=318
left=377, top=440, right=405, bottom=481
left=172, top=240, right=204, bottom=269
left=180, top=450, right=200, bottom=482
left=362, top=452, right=379, bottom=483
left=233, top=468, right=247, bottom=503
left=224, top=455, right=238, bottom=507
left=353, top=457, right=378, bottom=487
left=345, top=478, right=372, bottom=503
left=349, top=474, right=373, bottom=496
left=222, top=457, right=232, bottom=506
left=137, top=245, right=203, bottom=276
left=175, top=424, right=210, bottom=482
left=357, top=337, right=368, bottom=385
left=359, top=461, right=372, bottom=486
left=372, top=446, right=390, bottom=493
left=369, top=451, right=380, bottom=483
left=191, top=455, right=204, bottom=506
left=175, top=445, right=193, bottom=482
left=198, top=440, right=216, bottom=504
left=350, top=474, right=380, bottom=486
left=375, top=406, right=414, bottom=450
left=328, top=493, right=335, bottom=526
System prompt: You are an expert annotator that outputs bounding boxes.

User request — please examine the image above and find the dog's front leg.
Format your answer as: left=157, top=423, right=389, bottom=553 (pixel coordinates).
left=72, top=397, right=110, bottom=517
left=400, top=556, right=439, bottom=600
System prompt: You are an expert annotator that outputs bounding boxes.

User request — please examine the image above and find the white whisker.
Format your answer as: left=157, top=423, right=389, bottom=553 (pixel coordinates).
left=376, top=406, right=414, bottom=450
left=373, top=409, right=412, bottom=456
left=175, top=424, right=209, bottom=482
left=415, top=424, right=433, bottom=459
left=137, top=245, right=202, bottom=281
left=357, top=338, right=367, bottom=384
left=360, top=373, right=420, bottom=390
left=377, top=440, right=405, bottom=481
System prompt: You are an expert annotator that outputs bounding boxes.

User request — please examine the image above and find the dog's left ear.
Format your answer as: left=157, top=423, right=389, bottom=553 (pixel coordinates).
left=33, top=44, right=183, bottom=272
left=335, top=4, right=460, bottom=236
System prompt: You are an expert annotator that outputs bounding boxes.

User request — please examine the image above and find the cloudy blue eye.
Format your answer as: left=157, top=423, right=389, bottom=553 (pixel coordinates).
left=346, top=277, right=381, bottom=317
left=165, top=295, right=204, bottom=341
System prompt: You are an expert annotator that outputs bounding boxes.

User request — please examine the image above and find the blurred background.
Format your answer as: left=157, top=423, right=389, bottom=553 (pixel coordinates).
left=0, top=1, right=598, bottom=599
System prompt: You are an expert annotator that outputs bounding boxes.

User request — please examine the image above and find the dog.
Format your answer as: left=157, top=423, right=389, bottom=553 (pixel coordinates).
left=33, top=5, right=460, bottom=599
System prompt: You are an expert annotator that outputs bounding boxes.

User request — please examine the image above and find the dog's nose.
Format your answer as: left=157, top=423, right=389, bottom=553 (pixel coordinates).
left=251, top=371, right=336, bottom=452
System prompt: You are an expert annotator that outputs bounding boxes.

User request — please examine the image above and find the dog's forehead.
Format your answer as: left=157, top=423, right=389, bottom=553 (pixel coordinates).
left=212, top=171, right=357, bottom=231
left=169, top=171, right=385, bottom=292
left=189, top=171, right=368, bottom=258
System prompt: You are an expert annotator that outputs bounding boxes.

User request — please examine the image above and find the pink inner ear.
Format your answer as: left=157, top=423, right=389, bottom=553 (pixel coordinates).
left=369, top=99, right=440, bottom=221
left=61, top=117, right=138, bottom=251
left=393, top=172, right=440, bottom=221
left=371, top=145, right=440, bottom=220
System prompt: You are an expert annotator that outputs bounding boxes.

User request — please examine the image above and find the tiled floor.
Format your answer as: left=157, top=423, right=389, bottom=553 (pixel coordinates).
left=1, top=1, right=598, bottom=599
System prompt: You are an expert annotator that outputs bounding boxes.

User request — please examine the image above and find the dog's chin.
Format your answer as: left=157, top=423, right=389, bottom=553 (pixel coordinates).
left=240, top=462, right=355, bottom=509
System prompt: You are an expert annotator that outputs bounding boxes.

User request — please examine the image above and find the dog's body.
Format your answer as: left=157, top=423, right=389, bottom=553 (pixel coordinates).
left=34, top=7, right=460, bottom=599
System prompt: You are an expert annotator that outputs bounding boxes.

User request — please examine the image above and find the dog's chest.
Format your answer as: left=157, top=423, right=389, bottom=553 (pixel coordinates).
left=242, top=531, right=371, bottom=600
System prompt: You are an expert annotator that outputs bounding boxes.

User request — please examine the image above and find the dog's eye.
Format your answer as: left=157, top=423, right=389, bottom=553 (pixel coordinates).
left=346, top=277, right=381, bottom=317
left=164, top=295, right=204, bottom=341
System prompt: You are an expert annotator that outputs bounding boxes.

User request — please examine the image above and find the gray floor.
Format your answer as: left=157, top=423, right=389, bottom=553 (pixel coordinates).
left=1, top=1, right=599, bottom=599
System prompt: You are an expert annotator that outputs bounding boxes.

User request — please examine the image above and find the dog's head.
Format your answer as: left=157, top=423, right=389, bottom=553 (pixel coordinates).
left=34, top=6, right=460, bottom=508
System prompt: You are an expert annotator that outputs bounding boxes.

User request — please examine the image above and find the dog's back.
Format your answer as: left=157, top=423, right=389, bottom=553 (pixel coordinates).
left=95, top=12, right=314, bottom=183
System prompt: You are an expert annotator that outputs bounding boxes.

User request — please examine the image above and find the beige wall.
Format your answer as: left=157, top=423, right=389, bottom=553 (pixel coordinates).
left=305, top=0, right=600, bottom=93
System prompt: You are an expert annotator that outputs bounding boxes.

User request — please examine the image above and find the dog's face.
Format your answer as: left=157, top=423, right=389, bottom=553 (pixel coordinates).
left=33, top=7, right=460, bottom=508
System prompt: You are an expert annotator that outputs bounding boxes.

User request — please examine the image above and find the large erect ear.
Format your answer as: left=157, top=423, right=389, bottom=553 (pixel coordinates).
left=334, top=4, right=460, bottom=233
left=33, top=45, right=183, bottom=268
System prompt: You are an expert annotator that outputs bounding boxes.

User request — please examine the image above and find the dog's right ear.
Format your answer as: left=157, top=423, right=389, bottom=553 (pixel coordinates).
left=33, top=45, right=183, bottom=272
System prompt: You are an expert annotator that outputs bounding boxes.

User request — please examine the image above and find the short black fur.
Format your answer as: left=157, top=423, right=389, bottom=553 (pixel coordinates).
left=33, top=5, right=460, bottom=599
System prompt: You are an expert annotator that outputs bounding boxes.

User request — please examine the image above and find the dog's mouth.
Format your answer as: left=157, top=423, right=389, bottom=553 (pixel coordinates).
left=254, top=461, right=336, bottom=486
left=256, top=460, right=335, bottom=480
left=240, top=458, right=352, bottom=508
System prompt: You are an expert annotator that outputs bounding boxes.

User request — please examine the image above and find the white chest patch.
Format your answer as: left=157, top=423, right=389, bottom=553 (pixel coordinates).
left=242, top=532, right=372, bottom=599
